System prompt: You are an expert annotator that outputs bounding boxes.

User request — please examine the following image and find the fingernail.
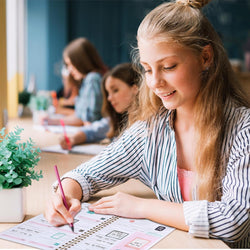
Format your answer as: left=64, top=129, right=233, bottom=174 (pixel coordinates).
left=67, top=217, right=73, bottom=224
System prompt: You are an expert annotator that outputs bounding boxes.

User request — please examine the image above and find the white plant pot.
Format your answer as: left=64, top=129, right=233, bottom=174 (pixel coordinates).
left=32, top=110, right=48, bottom=124
left=0, top=188, right=26, bottom=222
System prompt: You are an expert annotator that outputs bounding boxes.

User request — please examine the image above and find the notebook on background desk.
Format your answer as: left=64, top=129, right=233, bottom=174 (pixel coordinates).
left=0, top=203, right=175, bottom=250
left=41, top=144, right=108, bottom=155
left=33, top=124, right=82, bottom=134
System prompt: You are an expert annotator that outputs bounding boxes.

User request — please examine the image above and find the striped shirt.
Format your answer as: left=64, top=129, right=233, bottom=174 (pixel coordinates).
left=61, top=101, right=250, bottom=248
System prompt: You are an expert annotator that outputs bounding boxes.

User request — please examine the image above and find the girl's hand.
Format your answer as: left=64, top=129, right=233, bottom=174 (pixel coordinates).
left=40, top=114, right=49, bottom=125
left=83, top=121, right=91, bottom=126
left=47, top=118, right=60, bottom=125
left=44, top=192, right=81, bottom=227
left=88, top=192, right=146, bottom=219
left=59, top=135, right=74, bottom=149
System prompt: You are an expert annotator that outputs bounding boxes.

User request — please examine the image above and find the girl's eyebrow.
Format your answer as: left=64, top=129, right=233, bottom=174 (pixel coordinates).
left=108, top=85, right=118, bottom=90
left=140, top=54, right=178, bottom=65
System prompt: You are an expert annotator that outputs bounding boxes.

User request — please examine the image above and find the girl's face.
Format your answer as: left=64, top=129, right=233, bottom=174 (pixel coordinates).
left=105, top=76, right=138, bottom=114
left=64, top=56, right=85, bottom=81
left=139, top=40, right=205, bottom=112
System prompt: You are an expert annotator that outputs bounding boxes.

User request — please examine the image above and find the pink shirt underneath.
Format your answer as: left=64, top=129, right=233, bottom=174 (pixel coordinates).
left=177, top=167, right=195, bottom=201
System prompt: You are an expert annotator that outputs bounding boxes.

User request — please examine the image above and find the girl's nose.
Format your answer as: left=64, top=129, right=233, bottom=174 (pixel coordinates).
left=107, top=94, right=112, bottom=102
left=149, top=71, right=165, bottom=89
left=67, top=65, right=73, bottom=73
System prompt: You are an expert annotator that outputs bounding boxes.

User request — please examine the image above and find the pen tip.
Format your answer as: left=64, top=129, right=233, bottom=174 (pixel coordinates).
left=71, top=225, right=74, bottom=232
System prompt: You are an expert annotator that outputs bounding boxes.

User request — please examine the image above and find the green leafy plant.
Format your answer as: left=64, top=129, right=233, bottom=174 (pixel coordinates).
left=18, top=90, right=31, bottom=106
left=28, top=91, right=52, bottom=111
left=0, top=127, right=43, bottom=190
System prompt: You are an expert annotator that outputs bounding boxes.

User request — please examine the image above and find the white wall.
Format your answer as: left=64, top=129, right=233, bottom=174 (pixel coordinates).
left=6, top=0, right=26, bottom=117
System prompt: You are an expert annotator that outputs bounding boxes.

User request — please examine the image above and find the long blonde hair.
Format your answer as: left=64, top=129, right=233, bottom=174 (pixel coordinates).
left=130, top=0, right=249, bottom=201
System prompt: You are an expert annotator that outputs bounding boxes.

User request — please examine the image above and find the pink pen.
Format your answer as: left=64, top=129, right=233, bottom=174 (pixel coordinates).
left=54, top=165, right=74, bottom=232
left=60, top=119, right=72, bottom=150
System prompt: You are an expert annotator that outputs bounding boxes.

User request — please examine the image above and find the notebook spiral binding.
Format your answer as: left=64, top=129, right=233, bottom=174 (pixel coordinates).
left=56, top=215, right=119, bottom=250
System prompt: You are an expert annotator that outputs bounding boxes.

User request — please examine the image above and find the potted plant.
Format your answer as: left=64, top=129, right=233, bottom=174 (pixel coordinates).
left=28, top=90, right=53, bottom=124
left=0, top=126, right=43, bottom=222
left=18, top=89, right=32, bottom=117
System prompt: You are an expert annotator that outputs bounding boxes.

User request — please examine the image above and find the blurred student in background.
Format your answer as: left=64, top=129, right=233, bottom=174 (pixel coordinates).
left=53, top=65, right=81, bottom=116
left=45, top=37, right=108, bottom=126
left=57, top=65, right=81, bottom=109
left=60, top=63, right=140, bottom=149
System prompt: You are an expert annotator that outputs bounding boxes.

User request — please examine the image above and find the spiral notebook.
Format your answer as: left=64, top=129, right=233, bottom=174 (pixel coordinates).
left=0, top=203, right=174, bottom=250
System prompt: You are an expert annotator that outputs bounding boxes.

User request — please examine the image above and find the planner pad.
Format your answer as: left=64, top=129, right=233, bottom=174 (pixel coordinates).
left=0, top=203, right=174, bottom=250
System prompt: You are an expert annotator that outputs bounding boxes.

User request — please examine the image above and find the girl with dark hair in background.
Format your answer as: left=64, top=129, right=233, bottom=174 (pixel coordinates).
left=60, top=63, right=139, bottom=148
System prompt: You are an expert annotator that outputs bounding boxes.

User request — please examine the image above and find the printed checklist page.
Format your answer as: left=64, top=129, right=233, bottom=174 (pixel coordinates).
left=0, top=203, right=174, bottom=250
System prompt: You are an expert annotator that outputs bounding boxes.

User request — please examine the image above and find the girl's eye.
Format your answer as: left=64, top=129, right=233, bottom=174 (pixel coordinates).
left=163, top=64, right=176, bottom=71
left=143, top=68, right=152, bottom=74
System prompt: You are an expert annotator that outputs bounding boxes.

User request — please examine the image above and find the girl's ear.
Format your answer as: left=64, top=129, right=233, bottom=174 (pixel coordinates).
left=201, top=44, right=214, bottom=70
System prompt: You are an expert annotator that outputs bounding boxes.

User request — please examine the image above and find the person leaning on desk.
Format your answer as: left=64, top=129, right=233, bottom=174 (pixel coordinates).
left=55, top=65, right=81, bottom=115
left=59, top=62, right=140, bottom=149
left=44, top=0, right=250, bottom=248
left=44, top=37, right=108, bottom=127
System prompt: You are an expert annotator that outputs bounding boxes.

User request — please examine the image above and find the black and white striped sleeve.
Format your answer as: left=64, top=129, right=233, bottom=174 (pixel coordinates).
left=62, top=121, right=147, bottom=201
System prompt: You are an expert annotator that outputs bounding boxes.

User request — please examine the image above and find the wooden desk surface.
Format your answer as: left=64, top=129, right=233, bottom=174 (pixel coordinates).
left=0, top=118, right=229, bottom=249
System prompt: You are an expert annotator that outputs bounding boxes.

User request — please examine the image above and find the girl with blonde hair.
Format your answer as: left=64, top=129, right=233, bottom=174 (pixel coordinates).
left=45, top=1, right=249, bottom=248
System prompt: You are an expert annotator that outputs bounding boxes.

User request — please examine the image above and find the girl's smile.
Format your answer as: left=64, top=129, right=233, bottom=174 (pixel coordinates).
left=157, top=90, right=177, bottom=101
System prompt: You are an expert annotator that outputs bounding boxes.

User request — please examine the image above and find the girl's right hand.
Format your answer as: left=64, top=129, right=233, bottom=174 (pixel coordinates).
left=59, top=135, right=74, bottom=149
left=44, top=192, right=81, bottom=227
